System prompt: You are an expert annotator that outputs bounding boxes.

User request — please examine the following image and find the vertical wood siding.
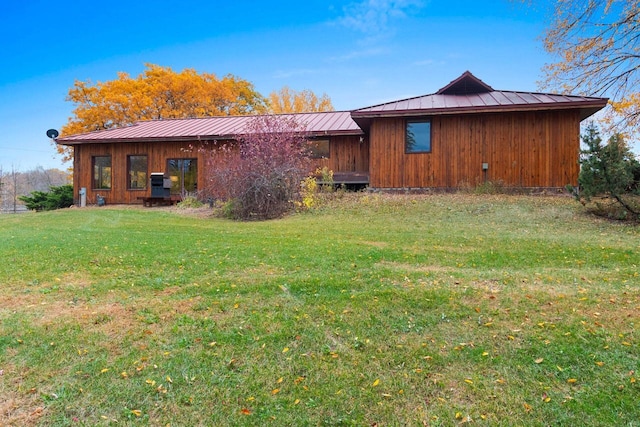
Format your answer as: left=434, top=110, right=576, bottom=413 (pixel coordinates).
left=310, top=135, right=369, bottom=173
left=72, top=135, right=367, bottom=204
left=73, top=141, right=206, bottom=205
left=369, top=110, right=580, bottom=189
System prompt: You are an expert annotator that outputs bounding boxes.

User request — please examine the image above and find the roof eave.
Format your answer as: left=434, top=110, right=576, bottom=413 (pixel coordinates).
left=55, top=129, right=364, bottom=145
left=351, top=100, right=609, bottom=119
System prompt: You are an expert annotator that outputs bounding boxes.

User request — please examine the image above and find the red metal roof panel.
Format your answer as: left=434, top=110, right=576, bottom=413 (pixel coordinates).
left=352, top=90, right=608, bottom=118
left=57, top=111, right=363, bottom=144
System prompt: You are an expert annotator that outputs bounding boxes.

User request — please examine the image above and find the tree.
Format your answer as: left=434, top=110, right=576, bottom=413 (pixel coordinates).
left=58, top=64, right=267, bottom=162
left=19, top=185, right=74, bottom=212
left=572, top=122, right=640, bottom=219
left=203, top=115, right=311, bottom=220
left=268, top=86, right=334, bottom=113
left=540, top=0, right=640, bottom=135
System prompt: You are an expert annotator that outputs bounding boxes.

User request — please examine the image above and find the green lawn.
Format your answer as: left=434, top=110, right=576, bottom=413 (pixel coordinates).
left=0, top=194, right=638, bottom=426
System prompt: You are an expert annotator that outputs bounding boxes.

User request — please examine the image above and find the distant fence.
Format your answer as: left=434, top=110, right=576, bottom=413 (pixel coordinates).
left=0, top=205, right=29, bottom=214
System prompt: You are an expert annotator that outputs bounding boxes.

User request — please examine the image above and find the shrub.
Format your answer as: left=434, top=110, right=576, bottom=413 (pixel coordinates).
left=203, top=115, right=311, bottom=220
left=176, top=194, right=204, bottom=209
left=473, top=180, right=505, bottom=195
left=316, top=166, right=335, bottom=193
left=19, top=184, right=74, bottom=211
left=299, top=175, right=318, bottom=209
left=570, top=123, right=640, bottom=220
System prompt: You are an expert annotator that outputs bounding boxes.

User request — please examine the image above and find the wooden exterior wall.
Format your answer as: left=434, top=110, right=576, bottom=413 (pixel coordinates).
left=72, top=141, right=206, bottom=205
left=368, top=110, right=581, bottom=189
left=310, top=135, right=369, bottom=173
left=71, top=135, right=367, bottom=204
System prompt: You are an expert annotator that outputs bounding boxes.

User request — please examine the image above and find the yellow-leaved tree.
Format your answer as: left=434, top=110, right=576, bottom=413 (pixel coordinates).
left=58, top=64, right=267, bottom=162
left=267, top=86, right=334, bottom=114
left=540, top=0, right=639, bottom=135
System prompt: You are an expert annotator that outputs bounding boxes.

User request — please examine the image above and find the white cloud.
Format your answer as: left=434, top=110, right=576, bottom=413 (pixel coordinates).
left=337, top=0, right=425, bottom=35
left=329, top=47, right=390, bottom=62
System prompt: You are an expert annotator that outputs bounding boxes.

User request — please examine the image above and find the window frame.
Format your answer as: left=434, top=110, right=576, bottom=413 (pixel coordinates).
left=405, top=119, right=432, bottom=154
left=308, top=138, right=330, bottom=159
left=127, top=154, right=148, bottom=190
left=92, top=155, right=112, bottom=190
left=167, top=158, right=198, bottom=195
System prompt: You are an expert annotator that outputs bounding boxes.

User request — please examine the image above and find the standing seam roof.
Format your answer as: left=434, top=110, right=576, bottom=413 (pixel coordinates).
left=57, top=111, right=363, bottom=143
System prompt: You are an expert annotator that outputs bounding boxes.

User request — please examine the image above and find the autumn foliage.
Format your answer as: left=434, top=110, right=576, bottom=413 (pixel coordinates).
left=58, top=64, right=267, bottom=161
left=203, top=115, right=311, bottom=220
left=58, top=64, right=335, bottom=164
left=268, top=86, right=334, bottom=114
left=540, top=0, right=640, bottom=135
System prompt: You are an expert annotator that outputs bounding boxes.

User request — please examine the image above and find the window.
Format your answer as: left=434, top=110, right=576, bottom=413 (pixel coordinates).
left=93, top=156, right=112, bottom=189
left=405, top=120, right=431, bottom=153
left=308, top=139, right=330, bottom=159
left=128, top=155, right=148, bottom=190
left=167, top=158, right=197, bottom=195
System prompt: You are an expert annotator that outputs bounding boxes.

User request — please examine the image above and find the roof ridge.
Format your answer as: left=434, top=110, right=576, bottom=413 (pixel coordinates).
left=436, top=71, right=493, bottom=95
left=137, top=110, right=353, bottom=123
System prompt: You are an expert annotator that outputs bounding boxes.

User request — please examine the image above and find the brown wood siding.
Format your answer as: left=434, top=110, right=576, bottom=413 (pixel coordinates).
left=369, top=110, right=580, bottom=188
left=310, top=135, right=369, bottom=173
left=71, top=135, right=369, bottom=204
left=73, top=141, right=207, bottom=205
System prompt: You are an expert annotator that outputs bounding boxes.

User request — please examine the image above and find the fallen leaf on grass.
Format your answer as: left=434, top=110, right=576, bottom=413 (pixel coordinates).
left=534, top=358, right=544, bottom=364
left=240, top=408, right=251, bottom=415
left=131, top=409, right=142, bottom=417
left=567, top=378, right=577, bottom=384
left=271, top=388, right=280, bottom=395
left=372, top=379, right=380, bottom=387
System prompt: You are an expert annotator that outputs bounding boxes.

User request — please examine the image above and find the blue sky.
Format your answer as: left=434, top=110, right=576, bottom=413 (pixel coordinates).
left=1, top=0, right=565, bottom=171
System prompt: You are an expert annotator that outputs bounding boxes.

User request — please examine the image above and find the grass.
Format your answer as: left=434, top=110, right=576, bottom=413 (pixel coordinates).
left=0, top=193, right=638, bottom=426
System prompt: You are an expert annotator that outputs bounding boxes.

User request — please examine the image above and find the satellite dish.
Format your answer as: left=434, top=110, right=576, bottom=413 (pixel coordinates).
left=46, top=129, right=59, bottom=139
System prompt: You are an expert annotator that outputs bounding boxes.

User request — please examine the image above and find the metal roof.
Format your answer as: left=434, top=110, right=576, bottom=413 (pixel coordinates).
left=57, top=111, right=363, bottom=145
left=351, top=71, right=608, bottom=123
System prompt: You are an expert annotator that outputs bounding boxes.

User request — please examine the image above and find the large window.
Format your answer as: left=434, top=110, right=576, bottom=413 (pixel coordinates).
left=167, top=158, right=197, bottom=195
left=128, top=155, right=148, bottom=190
left=308, top=139, right=330, bottom=159
left=93, top=156, right=112, bottom=189
left=405, top=120, right=431, bottom=153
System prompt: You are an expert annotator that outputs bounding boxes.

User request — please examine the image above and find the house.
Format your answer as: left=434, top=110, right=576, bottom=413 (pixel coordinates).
left=56, top=71, right=608, bottom=205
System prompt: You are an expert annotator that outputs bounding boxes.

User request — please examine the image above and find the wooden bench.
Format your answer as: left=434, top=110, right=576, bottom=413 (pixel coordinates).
left=137, top=196, right=180, bottom=207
